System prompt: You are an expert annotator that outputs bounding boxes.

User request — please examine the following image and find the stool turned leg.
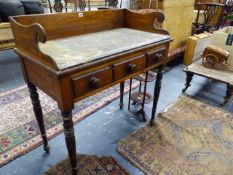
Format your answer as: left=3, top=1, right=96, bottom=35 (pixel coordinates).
left=139, top=81, right=142, bottom=92
left=120, top=81, right=125, bottom=109
left=150, top=65, right=164, bottom=126
left=128, top=78, right=133, bottom=111
left=223, top=84, right=233, bottom=105
left=131, top=80, right=142, bottom=106
left=182, top=72, right=194, bottom=93
left=140, top=71, right=149, bottom=122
left=62, top=111, right=77, bottom=175
left=28, top=83, right=50, bottom=152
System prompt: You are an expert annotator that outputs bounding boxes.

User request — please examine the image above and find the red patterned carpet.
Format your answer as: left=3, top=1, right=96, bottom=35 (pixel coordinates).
left=45, top=154, right=129, bottom=175
left=0, top=82, right=138, bottom=167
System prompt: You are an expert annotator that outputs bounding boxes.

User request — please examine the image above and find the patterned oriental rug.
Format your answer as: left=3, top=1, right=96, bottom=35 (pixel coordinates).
left=44, top=154, right=129, bottom=175
left=0, top=82, right=138, bottom=167
left=118, top=95, right=233, bottom=175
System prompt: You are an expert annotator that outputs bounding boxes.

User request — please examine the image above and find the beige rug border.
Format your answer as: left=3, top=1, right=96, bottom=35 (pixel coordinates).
left=117, top=94, right=233, bottom=175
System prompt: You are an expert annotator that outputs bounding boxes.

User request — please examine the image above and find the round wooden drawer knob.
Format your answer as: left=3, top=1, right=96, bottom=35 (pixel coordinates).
left=154, top=53, right=162, bottom=60
left=89, top=77, right=101, bottom=89
left=128, top=63, right=137, bottom=73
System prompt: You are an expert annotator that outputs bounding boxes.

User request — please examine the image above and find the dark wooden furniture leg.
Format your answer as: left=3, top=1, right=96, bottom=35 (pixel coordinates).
left=120, top=81, right=125, bottom=109
left=48, top=0, right=53, bottom=13
left=88, top=0, right=91, bottom=11
left=223, top=84, right=233, bottom=105
left=62, top=111, right=77, bottom=175
left=73, top=0, right=78, bottom=12
left=131, top=81, right=142, bottom=106
left=64, top=0, right=68, bottom=12
left=131, top=81, right=141, bottom=106
left=150, top=65, right=164, bottom=126
left=28, top=83, right=50, bottom=152
left=139, top=81, right=142, bottom=92
left=182, top=71, right=194, bottom=93
left=120, top=0, right=123, bottom=8
left=128, top=78, right=132, bottom=110
left=138, top=71, right=149, bottom=121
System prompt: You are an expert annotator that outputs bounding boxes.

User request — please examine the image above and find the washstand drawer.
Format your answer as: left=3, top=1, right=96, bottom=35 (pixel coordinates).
left=72, top=67, right=112, bottom=98
left=113, top=54, right=146, bottom=81
left=146, top=47, right=166, bottom=67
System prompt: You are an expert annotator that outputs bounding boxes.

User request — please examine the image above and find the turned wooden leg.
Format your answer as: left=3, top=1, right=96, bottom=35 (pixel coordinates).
left=128, top=78, right=133, bottom=111
left=139, top=81, right=142, bottom=92
left=119, top=81, right=125, bottom=109
left=131, top=80, right=141, bottom=106
left=73, top=0, right=78, bottom=12
left=28, top=83, right=50, bottom=152
left=64, top=0, right=68, bottom=12
left=88, top=0, right=91, bottom=11
left=48, top=0, right=53, bottom=13
left=62, top=111, right=77, bottom=175
left=223, top=84, right=233, bottom=105
left=182, top=71, right=194, bottom=93
left=150, top=65, right=164, bottom=126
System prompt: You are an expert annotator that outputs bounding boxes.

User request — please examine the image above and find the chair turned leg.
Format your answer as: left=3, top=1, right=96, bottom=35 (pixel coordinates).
left=150, top=65, right=164, bottom=126
left=28, top=83, right=50, bottom=152
left=48, top=0, right=53, bottom=13
left=73, top=0, right=78, bottom=12
left=64, top=0, right=68, bottom=12
left=223, top=84, right=233, bottom=105
left=182, top=72, right=194, bottom=93
left=119, top=81, right=125, bottom=109
left=62, top=111, right=77, bottom=175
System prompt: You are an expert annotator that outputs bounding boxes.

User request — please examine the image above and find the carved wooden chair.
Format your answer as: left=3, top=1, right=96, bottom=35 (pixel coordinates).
left=219, top=1, right=233, bottom=26
left=87, top=0, right=118, bottom=11
left=193, top=2, right=226, bottom=34
left=225, top=0, right=233, bottom=4
left=224, top=0, right=233, bottom=18
left=64, top=0, right=84, bottom=12
left=51, top=0, right=85, bottom=12
left=105, top=0, right=118, bottom=7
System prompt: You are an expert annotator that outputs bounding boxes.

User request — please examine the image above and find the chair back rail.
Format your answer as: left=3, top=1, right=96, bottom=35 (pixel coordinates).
left=194, top=2, right=225, bottom=34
